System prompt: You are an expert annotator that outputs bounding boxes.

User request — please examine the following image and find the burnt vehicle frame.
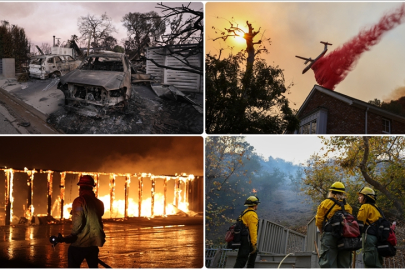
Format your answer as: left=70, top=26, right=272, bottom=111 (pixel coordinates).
left=29, top=54, right=81, bottom=80
left=57, top=52, right=132, bottom=117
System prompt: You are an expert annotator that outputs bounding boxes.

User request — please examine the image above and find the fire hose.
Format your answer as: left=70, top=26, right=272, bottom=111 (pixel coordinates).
left=50, top=234, right=112, bottom=268
left=277, top=253, right=294, bottom=268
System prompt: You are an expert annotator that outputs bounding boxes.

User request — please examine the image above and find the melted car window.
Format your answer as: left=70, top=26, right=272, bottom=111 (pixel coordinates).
left=80, top=56, right=124, bottom=72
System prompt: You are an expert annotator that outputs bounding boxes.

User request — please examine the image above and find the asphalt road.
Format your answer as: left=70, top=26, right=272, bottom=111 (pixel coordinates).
left=0, top=78, right=61, bottom=134
left=0, top=217, right=203, bottom=268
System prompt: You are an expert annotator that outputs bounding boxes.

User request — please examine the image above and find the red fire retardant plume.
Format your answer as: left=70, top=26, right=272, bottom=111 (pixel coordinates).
left=311, top=4, right=405, bottom=90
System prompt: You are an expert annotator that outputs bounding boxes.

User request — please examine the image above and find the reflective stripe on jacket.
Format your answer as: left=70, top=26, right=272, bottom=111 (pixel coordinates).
left=315, top=198, right=353, bottom=231
left=241, top=208, right=259, bottom=246
left=71, top=190, right=106, bottom=247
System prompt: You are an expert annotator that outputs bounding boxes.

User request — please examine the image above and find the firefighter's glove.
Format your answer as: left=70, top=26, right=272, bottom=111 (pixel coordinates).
left=250, top=244, right=257, bottom=255
left=63, top=234, right=78, bottom=244
left=56, top=233, right=65, bottom=243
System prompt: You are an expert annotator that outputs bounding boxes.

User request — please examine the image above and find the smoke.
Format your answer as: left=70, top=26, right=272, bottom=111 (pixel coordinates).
left=384, top=85, right=405, bottom=102
left=311, top=3, right=405, bottom=90
left=97, top=152, right=202, bottom=176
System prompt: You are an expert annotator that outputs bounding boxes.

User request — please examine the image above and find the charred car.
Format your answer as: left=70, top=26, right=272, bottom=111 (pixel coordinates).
left=57, top=52, right=132, bottom=116
left=29, top=55, right=81, bottom=79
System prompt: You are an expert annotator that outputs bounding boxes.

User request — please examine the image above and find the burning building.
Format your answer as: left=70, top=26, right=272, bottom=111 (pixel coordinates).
left=1, top=167, right=203, bottom=226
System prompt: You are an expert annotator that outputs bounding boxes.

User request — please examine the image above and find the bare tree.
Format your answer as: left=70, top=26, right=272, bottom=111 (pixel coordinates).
left=40, top=43, right=51, bottom=54
left=213, top=20, right=270, bottom=69
left=143, top=3, right=204, bottom=76
left=156, top=3, right=203, bottom=46
left=77, top=13, right=117, bottom=49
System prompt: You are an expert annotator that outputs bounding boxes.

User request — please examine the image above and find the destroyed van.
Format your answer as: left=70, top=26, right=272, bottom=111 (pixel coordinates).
left=57, top=52, right=132, bottom=116
left=29, top=55, right=81, bottom=80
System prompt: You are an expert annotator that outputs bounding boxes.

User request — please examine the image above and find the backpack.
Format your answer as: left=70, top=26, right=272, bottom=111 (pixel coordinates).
left=225, top=209, right=254, bottom=250
left=323, top=198, right=362, bottom=251
left=367, top=204, right=397, bottom=257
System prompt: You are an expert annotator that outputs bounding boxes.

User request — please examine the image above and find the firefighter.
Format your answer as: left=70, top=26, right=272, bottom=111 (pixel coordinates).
left=357, top=187, right=383, bottom=268
left=234, top=195, right=260, bottom=268
left=62, top=175, right=106, bottom=268
left=315, top=182, right=353, bottom=268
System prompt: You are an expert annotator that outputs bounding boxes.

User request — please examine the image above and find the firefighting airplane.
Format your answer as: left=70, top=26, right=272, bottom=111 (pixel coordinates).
left=295, top=41, right=332, bottom=74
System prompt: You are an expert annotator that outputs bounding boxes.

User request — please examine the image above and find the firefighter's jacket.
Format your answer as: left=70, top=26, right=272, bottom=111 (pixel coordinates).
left=357, top=203, right=382, bottom=226
left=315, top=198, right=353, bottom=231
left=70, top=189, right=106, bottom=247
left=241, top=208, right=259, bottom=246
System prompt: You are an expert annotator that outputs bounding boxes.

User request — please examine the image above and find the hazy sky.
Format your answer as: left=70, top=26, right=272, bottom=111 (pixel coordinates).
left=245, top=136, right=324, bottom=165
left=206, top=2, right=405, bottom=110
left=0, top=2, right=203, bottom=51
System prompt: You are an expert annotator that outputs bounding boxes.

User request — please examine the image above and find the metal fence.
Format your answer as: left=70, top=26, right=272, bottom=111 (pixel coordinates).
left=257, top=219, right=306, bottom=254
left=305, top=216, right=321, bottom=253
left=206, top=245, right=235, bottom=268
left=206, top=219, right=307, bottom=267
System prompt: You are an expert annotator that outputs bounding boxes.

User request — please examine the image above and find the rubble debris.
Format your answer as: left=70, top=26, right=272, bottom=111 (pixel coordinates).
left=131, top=73, right=154, bottom=84
left=17, top=121, right=30, bottom=127
left=47, top=85, right=203, bottom=134
left=150, top=84, right=203, bottom=113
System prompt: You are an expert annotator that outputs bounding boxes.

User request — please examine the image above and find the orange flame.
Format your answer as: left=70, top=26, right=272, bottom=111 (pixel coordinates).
left=3, top=168, right=195, bottom=223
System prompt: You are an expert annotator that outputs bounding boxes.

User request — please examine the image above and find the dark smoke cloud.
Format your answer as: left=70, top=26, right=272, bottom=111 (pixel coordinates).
left=384, top=86, right=405, bottom=102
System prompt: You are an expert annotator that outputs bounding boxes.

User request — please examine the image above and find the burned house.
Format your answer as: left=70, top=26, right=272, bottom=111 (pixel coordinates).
left=146, top=44, right=202, bottom=93
left=1, top=167, right=203, bottom=226
left=294, top=85, right=405, bottom=134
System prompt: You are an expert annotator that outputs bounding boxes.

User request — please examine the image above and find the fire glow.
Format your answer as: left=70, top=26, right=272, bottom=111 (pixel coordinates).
left=1, top=167, right=195, bottom=225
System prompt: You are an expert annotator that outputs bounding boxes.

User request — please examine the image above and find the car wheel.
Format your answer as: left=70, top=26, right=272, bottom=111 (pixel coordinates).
left=50, top=72, right=61, bottom=79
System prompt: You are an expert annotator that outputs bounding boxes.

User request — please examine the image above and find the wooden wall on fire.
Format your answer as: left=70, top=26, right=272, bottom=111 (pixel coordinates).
left=188, top=175, right=203, bottom=212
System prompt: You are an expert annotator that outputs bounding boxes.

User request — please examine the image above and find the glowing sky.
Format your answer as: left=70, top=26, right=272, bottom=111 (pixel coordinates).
left=0, top=2, right=203, bottom=52
left=206, top=2, right=405, bottom=110
left=0, top=137, right=203, bottom=175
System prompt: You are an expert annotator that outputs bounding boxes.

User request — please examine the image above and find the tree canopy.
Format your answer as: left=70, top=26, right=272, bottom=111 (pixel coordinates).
left=205, top=136, right=303, bottom=245
left=302, top=136, right=405, bottom=218
left=207, top=20, right=298, bottom=134
left=77, top=13, right=117, bottom=50
left=0, top=21, right=30, bottom=72
left=122, top=11, right=165, bottom=60
left=206, top=53, right=299, bottom=134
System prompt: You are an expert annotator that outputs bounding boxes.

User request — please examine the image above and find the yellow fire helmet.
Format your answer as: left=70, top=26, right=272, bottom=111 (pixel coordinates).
left=358, top=186, right=376, bottom=201
left=244, top=195, right=260, bottom=206
left=329, top=181, right=346, bottom=193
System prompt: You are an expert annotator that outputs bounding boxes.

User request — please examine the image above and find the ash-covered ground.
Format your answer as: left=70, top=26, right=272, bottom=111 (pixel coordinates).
left=47, top=84, right=203, bottom=134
